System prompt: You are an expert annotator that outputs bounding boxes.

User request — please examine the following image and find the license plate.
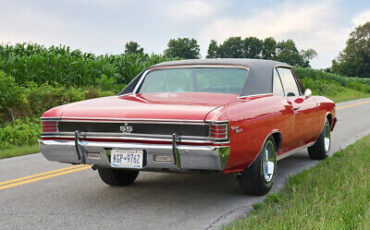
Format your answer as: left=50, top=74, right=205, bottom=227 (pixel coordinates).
left=110, top=149, right=143, bottom=169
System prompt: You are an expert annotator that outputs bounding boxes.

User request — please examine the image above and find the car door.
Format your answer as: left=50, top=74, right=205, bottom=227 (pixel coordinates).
left=276, top=67, right=319, bottom=148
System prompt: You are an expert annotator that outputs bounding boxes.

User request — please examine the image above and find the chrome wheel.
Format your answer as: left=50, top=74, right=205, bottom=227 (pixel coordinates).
left=324, top=122, right=331, bottom=152
left=263, top=139, right=276, bottom=182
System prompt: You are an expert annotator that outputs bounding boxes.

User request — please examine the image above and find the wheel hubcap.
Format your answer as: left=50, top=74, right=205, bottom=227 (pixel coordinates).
left=324, top=122, right=331, bottom=152
left=263, top=140, right=276, bottom=182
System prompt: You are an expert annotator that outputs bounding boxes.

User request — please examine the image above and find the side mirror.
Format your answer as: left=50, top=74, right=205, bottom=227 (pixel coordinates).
left=304, top=89, right=312, bottom=98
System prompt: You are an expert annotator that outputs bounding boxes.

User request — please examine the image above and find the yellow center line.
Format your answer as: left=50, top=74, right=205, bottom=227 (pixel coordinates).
left=336, top=100, right=370, bottom=110
left=0, top=164, right=87, bottom=186
left=0, top=165, right=90, bottom=190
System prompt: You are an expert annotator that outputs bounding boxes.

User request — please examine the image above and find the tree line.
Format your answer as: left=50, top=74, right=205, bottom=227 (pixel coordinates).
left=125, top=37, right=316, bottom=67
left=125, top=21, right=369, bottom=78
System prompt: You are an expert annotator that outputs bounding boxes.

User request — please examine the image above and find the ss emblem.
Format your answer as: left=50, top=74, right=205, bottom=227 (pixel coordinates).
left=120, top=123, right=133, bottom=133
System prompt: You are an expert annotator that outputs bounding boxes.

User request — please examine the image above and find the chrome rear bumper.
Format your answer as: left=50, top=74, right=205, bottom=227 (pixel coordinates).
left=39, top=140, right=230, bottom=171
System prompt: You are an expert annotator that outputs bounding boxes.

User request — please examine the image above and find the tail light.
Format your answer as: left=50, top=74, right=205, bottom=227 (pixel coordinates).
left=210, top=122, right=229, bottom=142
left=42, top=121, right=58, bottom=132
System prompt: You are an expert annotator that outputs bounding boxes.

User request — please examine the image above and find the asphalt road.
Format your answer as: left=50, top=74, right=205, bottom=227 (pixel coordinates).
left=1, top=98, right=369, bottom=230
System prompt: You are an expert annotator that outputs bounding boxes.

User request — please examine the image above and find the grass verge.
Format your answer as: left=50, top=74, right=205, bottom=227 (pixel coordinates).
left=0, top=144, right=39, bottom=159
left=327, top=90, right=370, bottom=103
left=225, top=135, right=370, bottom=230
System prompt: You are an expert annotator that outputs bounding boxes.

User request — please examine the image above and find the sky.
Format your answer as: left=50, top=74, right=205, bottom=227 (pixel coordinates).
left=0, top=0, right=369, bottom=69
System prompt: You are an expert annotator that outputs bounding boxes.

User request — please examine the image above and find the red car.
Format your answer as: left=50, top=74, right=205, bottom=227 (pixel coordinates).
left=40, top=59, right=337, bottom=195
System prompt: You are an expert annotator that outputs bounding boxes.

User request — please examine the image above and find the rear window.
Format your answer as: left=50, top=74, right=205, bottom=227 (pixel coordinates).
left=138, top=67, right=248, bottom=95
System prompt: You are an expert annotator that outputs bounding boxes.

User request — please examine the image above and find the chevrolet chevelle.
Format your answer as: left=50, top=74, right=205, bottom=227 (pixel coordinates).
left=40, top=59, right=337, bottom=195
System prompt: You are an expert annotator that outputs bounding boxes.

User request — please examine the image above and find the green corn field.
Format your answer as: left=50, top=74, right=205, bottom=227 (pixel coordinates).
left=0, top=43, right=172, bottom=87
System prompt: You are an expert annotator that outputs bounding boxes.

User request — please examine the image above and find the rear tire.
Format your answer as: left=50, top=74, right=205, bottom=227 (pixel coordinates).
left=98, top=167, right=139, bottom=186
left=308, top=119, right=331, bottom=160
left=238, top=136, right=277, bottom=195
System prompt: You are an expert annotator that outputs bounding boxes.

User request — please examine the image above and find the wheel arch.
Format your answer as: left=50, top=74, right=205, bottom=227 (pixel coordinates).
left=326, top=112, right=333, bottom=126
left=246, top=130, right=282, bottom=169
left=271, top=132, right=283, bottom=152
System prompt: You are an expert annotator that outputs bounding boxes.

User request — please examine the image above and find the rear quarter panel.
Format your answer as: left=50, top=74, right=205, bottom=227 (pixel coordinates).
left=208, top=95, right=293, bottom=172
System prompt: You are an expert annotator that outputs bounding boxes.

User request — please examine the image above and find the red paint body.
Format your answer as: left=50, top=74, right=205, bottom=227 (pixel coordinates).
left=42, top=92, right=336, bottom=173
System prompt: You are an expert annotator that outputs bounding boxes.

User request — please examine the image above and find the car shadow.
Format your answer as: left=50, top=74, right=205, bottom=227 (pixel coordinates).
left=75, top=149, right=319, bottom=209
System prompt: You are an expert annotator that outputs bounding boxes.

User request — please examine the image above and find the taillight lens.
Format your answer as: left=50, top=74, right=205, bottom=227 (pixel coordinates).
left=210, top=122, right=229, bottom=141
left=42, top=121, right=58, bottom=132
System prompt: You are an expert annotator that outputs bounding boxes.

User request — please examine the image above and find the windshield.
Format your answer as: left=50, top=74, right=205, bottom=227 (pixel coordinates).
left=137, top=67, right=248, bottom=95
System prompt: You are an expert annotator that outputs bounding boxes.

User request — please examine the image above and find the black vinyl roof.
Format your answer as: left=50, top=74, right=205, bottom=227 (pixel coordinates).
left=121, top=58, right=291, bottom=96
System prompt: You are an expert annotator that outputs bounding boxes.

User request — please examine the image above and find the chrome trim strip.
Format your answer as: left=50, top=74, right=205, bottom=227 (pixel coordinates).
left=58, top=120, right=208, bottom=125
left=41, top=117, right=61, bottom=121
left=237, top=93, right=273, bottom=99
left=277, top=141, right=315, bottom=161
left=133, top=69, right=150, bottom=94
left=40, top=139, right=224, bottom=151
left=41, top=133, right=230, bottom=144
left=43, top=132, right=210, bottom=140
left=57, top=117, right=206, bottom=122
left=43, top=132, right=212, bottom=140
left=117, top=93, right=133, bottom=97
left=205, top=120, right=229, bottom=123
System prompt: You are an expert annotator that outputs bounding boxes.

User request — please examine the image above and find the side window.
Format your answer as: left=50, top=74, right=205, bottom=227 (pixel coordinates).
left=277, top=68, right=300, bottom=97
left=273, top=69, right=285, bottom=96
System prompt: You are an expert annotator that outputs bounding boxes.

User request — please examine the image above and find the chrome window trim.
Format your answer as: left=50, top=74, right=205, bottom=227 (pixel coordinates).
left=132, top=64, right=249, bottom=95
left=132, top=69, right=150, bottom=94
left=272, top=67, right=285, bottom=96
left=237, top=93, right=273, bottom=99
left=275, top=66, right=302, bottom=97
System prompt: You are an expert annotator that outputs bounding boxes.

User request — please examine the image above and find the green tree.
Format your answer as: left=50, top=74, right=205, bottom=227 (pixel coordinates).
left=332, top=22, right=370, bottom=78
left=164, top=38, right=200, bottom=59
left=262, top=37, right=277, bottom=59
left=244, top=37, right=263, bottom=58
left=206, top=37, right=316, bottom=66
left=219, top=37, right=245, bottom=58
left=207, top=40, right=220, bottom=58
left=275, top=39, right=304, bottom=66
left=124, top=41, right=144, bottom=54
left=300, top=49, right=317, bottom=67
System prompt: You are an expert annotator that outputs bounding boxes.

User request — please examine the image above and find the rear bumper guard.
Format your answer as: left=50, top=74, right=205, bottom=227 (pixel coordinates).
left=39, top=139, right=230, bottom=171
left=75, top=130, right=86, bottom=164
